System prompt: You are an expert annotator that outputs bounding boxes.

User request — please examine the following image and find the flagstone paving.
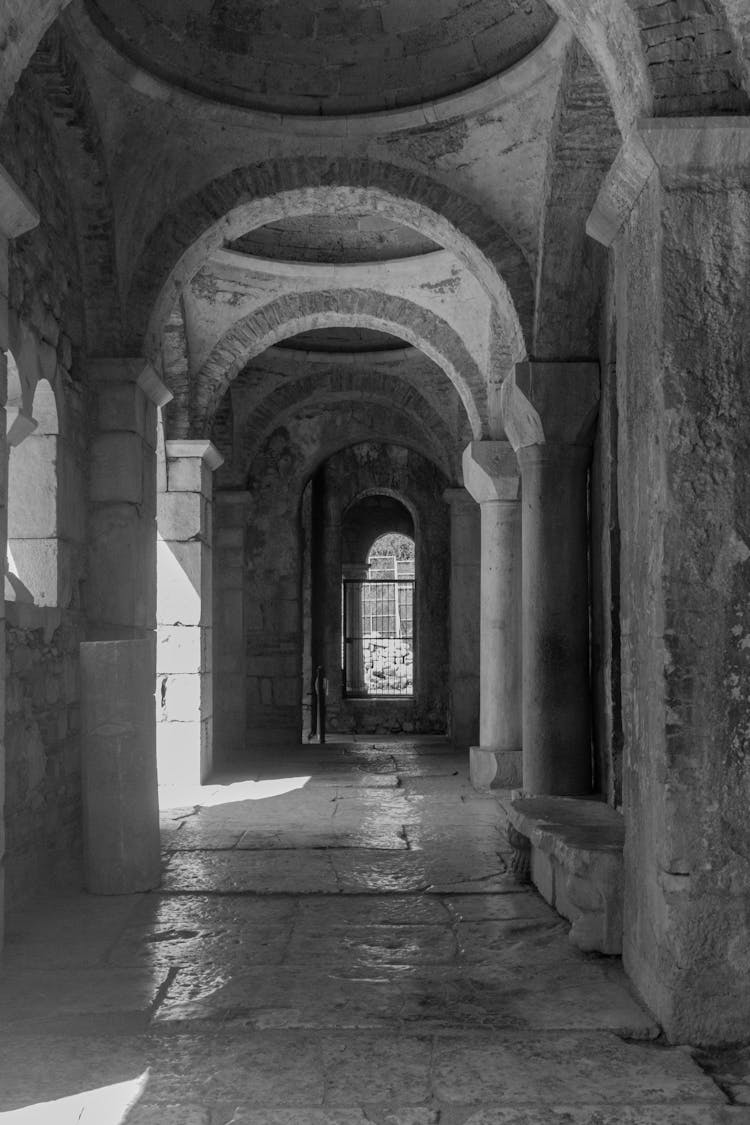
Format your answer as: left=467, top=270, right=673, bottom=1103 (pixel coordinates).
left=0, top=741, right=745, bottom=1123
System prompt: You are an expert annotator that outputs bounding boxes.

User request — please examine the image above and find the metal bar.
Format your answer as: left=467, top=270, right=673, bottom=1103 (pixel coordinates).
left=342, top=579, right=414, bottom=697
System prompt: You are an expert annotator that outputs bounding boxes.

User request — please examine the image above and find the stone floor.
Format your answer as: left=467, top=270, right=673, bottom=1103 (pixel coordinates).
left=0, top=740, right=746, bottom=1123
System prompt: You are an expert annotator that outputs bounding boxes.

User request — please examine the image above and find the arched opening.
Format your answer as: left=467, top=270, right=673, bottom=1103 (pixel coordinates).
left=299, top=449, right=449, bottom=742
left=344, top=527, right=415, bottom=701
left=5, top=359, right=59, bottom=608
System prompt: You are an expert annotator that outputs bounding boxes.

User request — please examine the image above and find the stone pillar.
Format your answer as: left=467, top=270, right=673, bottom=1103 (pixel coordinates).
left=0, top=165, right=38, bottom=945
left=587, top=119, right=750, bottom=1044
left=342, top=562, right=369, bottom=694
left=81, top=639, right=160, bottom=894
left=462, top=442, right=521, bottom=788
left=443, top=488, right=480, bottom=748
left=156, top=440, right=223, bottom=785
left=501, top=362, right=599, bottom=798
left=214, top=491, right=250, bottom=763
left=88, top=359, right=172, bottom=640
left=518, top=443, right=592, bottom=795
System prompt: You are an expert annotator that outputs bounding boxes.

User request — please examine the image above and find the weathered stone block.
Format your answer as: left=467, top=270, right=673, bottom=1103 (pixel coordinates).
left=157, top=492, right=207, bottom=542
left=156, top=539, right=211, bottom=626
left=88, top=504, right=156, bottom=633
left=470, top=746, right=522, bottom=790
left=156, top=625, right=202, bottom=675
left=90, top=433, right=146, bottom=505
left=8, top=435, right=57, bottom=537
left=80, top=639, right=160, bottom=894
left=158, top=672, right=202, bottom=724
left=7, top=538, right=57, bottom=607
left=508, top=796, right=624, bottom=955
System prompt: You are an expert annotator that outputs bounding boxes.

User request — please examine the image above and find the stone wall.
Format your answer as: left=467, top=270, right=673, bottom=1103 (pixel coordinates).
left=4, top=605, right=83, bottom=904
left=316, top=443, right=450, bottom=737
left=617, top=157, right=750, bottom=1042
left=1, top=71, right=88, bottom=906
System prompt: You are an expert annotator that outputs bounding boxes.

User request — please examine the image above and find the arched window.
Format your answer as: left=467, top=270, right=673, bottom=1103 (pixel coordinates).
left=6, top=362, right=59, bottom=607
left=344, top=531, right=415, bottom=698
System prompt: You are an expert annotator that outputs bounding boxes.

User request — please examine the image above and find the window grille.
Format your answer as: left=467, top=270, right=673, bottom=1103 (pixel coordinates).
left=343, top=578, right=414, bottom=697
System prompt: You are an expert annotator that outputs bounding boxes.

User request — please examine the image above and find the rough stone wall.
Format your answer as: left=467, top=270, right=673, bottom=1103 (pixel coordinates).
left=618, top=168, right=750, bottom=1042
left=0, top=71, right=84, bottom=358
left=4, top=606, right=82, bottom=904
left=319, top=443, right=450, bottom=736
left=1, top=71, right=87, bottom=906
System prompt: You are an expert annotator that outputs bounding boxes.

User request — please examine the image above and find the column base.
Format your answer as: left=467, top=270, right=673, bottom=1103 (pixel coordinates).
left=470, top=746, right=522, bottom=790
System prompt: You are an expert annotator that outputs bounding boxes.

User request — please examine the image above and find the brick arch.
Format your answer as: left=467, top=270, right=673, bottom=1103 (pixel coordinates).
left=192, top=290, right=488, bottom=439
left=30, top=23, right=123, bottom=353
left=125, top=157, right=533, bottom=364
left=230, top=369, right=459, bottom=483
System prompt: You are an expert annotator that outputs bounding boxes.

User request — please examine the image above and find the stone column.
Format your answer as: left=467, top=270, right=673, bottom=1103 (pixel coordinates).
left=462, top=442, right=522, bottom=789
left=518, top=443, right=592, bottom=795
left=0, top=165, right=38, bottom=945
left=443, top=488, right=480, bottom=748
left=587, top=119, right=750, bottom=1044
left=342, top=562, right=369, bottom=694
left=157, top=439, right=223, bottom=786
left=501, top=362, right=599, bottom=798
left=214, top=491, right=250, bottom=762
left=88, top=359, right=172, bottom=640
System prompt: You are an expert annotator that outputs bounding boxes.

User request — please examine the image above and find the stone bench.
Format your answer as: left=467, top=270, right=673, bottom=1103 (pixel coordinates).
left=506, top=796, right=624, bottom=955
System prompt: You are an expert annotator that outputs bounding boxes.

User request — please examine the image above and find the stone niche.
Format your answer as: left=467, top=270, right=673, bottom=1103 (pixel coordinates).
left=302, top=442, right=450, bottom=737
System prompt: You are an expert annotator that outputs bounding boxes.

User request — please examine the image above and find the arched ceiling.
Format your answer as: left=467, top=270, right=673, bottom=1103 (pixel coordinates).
left=83, top=0, right=557, bottom=115
left=278, top=328, right=410, bottom=354
left=229, top=214, right=439, bottom=264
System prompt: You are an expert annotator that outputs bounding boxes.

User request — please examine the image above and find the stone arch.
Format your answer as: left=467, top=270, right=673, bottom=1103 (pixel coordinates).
left=192, top=290, right=487, bottom=440
left=229, top=368, right=459, bottom=483
left=343, top=487, right=420, bottom=539
left=249, top=405, right=452, bottom=501
left=29, top=23, right=123, bottom=353
left=124, top=158, right=533, bottom=362
left=533, top=40, right=622, bottom=360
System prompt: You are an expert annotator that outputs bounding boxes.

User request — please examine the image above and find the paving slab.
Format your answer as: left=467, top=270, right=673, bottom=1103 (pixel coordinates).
left=0, top=741, right=731, bottom=1123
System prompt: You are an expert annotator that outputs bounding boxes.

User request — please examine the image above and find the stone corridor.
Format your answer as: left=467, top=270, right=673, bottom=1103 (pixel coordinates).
left=0, top=741, right=743, bottom=1123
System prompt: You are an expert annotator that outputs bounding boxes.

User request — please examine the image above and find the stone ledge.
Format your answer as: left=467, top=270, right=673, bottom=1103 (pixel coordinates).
left=507, top=796, right=624, bottom=956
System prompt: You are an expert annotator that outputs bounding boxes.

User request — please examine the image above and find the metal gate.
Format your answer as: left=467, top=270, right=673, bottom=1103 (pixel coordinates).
left=342, top=578, right=414, bottom=696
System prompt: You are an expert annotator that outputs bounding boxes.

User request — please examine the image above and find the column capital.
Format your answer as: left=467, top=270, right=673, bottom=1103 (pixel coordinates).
left=165, top=439, right=224, bottom=472
left=588, top=118, right=750, bottom=248
left=462, top=441, right=519, bottom=505
left=501, top=361, right=599, bottom=453
left=0, top=163, right=39, bottom=240
left=89, top=358, right=172, bottom=408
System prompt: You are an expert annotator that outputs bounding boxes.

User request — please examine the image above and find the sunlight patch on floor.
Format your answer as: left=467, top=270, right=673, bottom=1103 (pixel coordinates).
left=159, top=775, right=311, bottom=811
left=0, top=1072, right=148, bottom=1124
